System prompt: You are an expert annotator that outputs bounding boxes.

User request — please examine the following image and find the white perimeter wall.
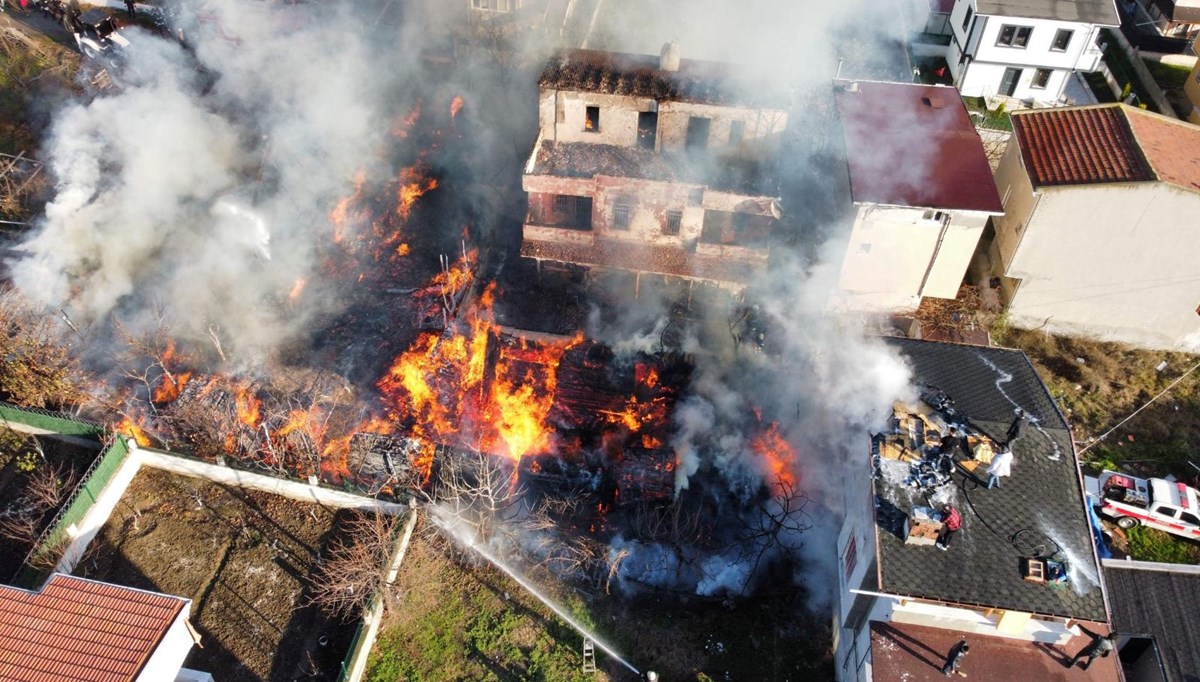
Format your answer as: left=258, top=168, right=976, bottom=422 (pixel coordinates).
left=834, top=205, right=989, bottom=312
left=1004, top=183, right=1200, bottom=350
left=136, top=606, right=196, bottom=682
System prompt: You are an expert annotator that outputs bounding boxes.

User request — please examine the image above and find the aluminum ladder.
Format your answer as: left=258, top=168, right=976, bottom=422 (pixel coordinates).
left=582, top=638, right=596, bottom=673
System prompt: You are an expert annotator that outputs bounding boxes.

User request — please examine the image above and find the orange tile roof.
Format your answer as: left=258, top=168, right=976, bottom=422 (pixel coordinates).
left=1012, top=104, right=1200, bottom=193
left=1124, top=106, right=1200, bottom=194
left=0, top=574, right=187, bottom=682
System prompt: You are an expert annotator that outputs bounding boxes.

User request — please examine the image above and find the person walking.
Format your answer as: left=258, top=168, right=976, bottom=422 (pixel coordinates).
left=1005, top=408, right=1029, bottom=448
left=1069, top=627, right=1117, bottom=670
left=936, top=504, right=961, bottom=551
left=986, top=446, right=1014, bottom=489
left=124, top=0, right=135, bottom=18
left=941, top=640, right=969, bottom=677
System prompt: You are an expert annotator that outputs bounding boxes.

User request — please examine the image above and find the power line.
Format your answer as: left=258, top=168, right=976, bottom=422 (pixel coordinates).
left=1077, top=358, right=1200, bottom=456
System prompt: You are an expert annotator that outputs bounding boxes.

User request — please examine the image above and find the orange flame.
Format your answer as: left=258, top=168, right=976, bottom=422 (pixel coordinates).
left=330, top=169, right=367, bottom=244
left=378, top=283, right=582, bottom=466
left=750, top=421, right=797, bottom=494
left=117, top=415, right=151, bottom=447
left=234, top=384, right=262, bottom=429
left=153, top=371, right=193, bottom=404
left=450, top=96, right=465, bottom=120
left=397, top=166, right=438, bottom=221
left=392, top=101, right=422, bottom=138
left=288, top=277, right=307, bottom=301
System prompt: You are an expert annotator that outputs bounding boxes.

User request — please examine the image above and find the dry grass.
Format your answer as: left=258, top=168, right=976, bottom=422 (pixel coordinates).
left=995, top=326, right=1200, bottom=480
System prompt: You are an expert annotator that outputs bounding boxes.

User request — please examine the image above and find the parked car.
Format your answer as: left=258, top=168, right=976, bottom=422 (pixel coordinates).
left=1090, top=471, right=1200, bottom=541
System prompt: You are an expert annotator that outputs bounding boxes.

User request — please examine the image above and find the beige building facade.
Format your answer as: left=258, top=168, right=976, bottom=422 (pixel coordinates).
left=980, top=104, right=1200, bottom=350
left=521, top=45, right=788, bottom=290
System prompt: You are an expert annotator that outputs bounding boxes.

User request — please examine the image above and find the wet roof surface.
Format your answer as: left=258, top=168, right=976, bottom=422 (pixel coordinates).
left=874, top=338, right=1107, bottom=622
left=870, top=620, right=1120, bottom=681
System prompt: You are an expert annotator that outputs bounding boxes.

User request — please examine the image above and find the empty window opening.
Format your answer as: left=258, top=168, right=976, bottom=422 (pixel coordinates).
left=997, top=25, right=1032, bottom=48
left=613, top=202, right=632, bottom=230
left=686, top=117, right=711, bottom=151
left=551, top=195, right=592, bottom=230
left=729, top=120, right=746, bottom=145
left=1052, top=28, right=1073, bottom=51
left=637, top=112, right=658, bottom=150
left=1031, top=68, right=1052, bottom=89
left=585, top=106, right=600, bottom=132
left=961, top=5, right=973, bottom=32
left=664, top=210, right=682, bottom=236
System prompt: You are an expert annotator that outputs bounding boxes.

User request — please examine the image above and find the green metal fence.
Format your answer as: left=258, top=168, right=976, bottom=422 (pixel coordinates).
left=0, top=401, right=102, bottom=438
left=13, top=438, right=132, bottom=588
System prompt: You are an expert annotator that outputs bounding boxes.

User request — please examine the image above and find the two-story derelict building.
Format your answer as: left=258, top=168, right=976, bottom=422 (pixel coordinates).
left=521, top=44, right=788, bottom=293
left=835, top=338, right=1117, bottom=681
left=934, top=0, right=1118, bottom=104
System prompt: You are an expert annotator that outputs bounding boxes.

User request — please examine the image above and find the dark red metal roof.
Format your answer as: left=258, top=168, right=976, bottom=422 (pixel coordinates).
left=834, top=81, right=1003, bottom=213
left=0, top=574, right=187, bottom=682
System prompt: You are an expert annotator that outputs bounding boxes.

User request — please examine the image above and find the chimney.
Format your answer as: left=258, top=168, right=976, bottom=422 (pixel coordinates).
left=660, top=42, right=681, bottom=72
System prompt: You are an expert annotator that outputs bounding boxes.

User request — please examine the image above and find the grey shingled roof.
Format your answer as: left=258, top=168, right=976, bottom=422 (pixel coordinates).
left=1105, top=564, right=1200, bottom=682
left=874, top=338, right=1107, bottom=622
left=975, top=0, right=1120, bottom=25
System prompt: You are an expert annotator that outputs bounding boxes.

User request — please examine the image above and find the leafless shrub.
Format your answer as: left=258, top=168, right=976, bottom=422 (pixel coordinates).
left=308, top=511, right=405, bottom=619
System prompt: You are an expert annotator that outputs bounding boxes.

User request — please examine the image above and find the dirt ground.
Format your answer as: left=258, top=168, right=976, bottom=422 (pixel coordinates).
left=78, top=468, right=359, bottom=681
left=367, top=528, right=832, bottom=682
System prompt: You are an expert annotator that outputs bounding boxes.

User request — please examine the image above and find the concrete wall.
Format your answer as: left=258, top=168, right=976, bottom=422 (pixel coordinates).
left=834, top=205, right=990, bottom=312
left=137, top=606, right=197, bottom=682
left=1002, top=182, right=1200, bottom=349
left=537, top=88, right=788, bottom=156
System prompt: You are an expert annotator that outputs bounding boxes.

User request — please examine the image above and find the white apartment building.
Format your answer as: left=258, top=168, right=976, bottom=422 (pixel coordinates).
left=943, top=0, right=1119, bottom=104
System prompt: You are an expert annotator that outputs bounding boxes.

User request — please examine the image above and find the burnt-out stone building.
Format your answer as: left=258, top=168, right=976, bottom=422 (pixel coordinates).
left=521, top=44, right=789, bottom=292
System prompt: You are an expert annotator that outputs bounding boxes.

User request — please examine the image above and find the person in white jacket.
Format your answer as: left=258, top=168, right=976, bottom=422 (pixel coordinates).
left=986, top=446, right=1014, bottom=489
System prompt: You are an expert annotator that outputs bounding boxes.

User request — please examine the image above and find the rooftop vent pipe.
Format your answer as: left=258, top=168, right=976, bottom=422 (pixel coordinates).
left=660, top=42, right=681, bottom=72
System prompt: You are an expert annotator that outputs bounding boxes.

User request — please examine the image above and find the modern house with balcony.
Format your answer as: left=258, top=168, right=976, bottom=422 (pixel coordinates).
left=520, top=44, right=788, bottom=292
left=935, top=0, right=1119, bottom=104
left=835, top=338, right=1116, bottom=682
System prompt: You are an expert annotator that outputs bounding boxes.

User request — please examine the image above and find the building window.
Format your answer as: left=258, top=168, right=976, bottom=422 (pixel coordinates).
left=551, top=195, right=592, bottom=230
left=685, top=117, right=711, bottom=151
left=1031, top=68, right=1052, bottom=89
left=997, top=24, right=1032, bottom=48
left=729, top=120, right=745, bottom=145
left=961, top=5, right=973, bottom=32
left=922, top=210, right=947, bottom=222
left=637, top=111, right=658, bottom=150
left=664, top=210, right=682, bottom=236
left=553, top=194, right=573, bottom=216
left=613, top=202, right=632, bottom=230
left=584, top=106, right=600, bottom=132
left=1051, top=28, right=1073, bottom=51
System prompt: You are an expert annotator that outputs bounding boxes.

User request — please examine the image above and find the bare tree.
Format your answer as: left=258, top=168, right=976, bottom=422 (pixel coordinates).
left=307, top=510, right=405, bottom=619
left=730, top=476, right=814, bottom=591
left=428, top=448, right=524, bottom=547
left=0, top=456, right=77, bottom=551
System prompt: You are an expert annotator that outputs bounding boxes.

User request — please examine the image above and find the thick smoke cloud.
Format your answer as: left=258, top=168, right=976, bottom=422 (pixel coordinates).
left=11, top=0, right=930, bottom=608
